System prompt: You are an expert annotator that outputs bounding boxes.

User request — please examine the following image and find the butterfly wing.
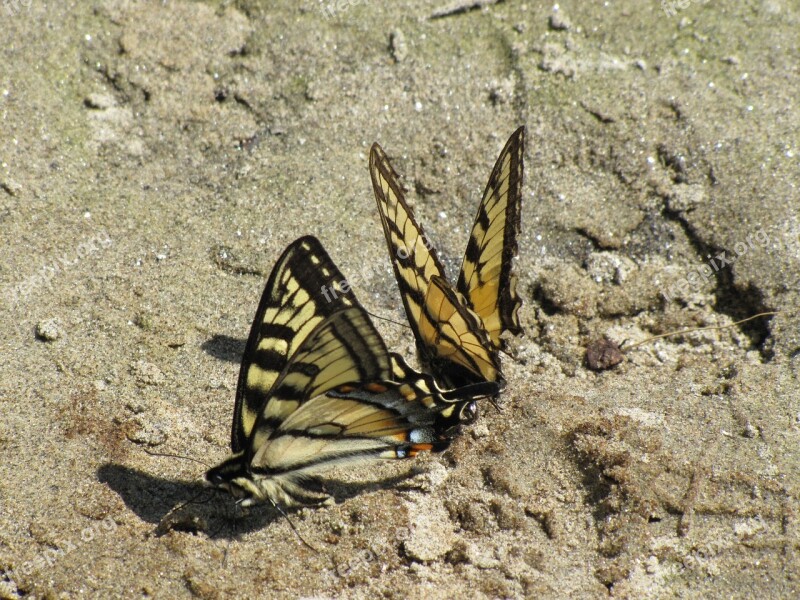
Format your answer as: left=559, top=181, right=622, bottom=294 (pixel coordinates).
left=210, top=236, right=489, bottom=508
left=369, top=143, right=448, bottom=349
left=246, top=305, right=392, bottom=460
left=238, top=308, right=475, bottom=507
left=421, top=275, right=502, bottom=385
left=369, top=143, right=500, bottom=388
left=231, top=235, right=358, bottom=452
left=456, top=127, right=525, bottom=348
left=253, top=383, right=452, bottom=490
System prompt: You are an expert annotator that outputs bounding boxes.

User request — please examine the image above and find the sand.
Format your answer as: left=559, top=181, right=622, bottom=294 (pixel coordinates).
left=1, top=1, right=798, bottom=598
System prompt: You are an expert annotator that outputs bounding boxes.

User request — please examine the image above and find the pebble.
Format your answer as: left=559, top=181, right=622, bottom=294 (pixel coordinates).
left=35, top=319, right=62, bottom=341
left=131, top=360, right=166, bottom=386
left=390, top=29, right=407, bottom=63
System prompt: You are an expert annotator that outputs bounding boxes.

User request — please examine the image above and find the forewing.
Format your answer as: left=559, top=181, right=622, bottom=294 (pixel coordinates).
left=231, top=236, right=358, bottom=452
left=456, top=127, right=525, bottom=348
left=369, top=143, right=448, bottom=356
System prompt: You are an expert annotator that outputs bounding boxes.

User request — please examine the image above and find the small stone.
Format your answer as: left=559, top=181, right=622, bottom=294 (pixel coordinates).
left=667, top=184, right=706, bottom=212
left=1, top=178, right=22, bottom=196
left=734, top=517, right=765, bottom=538
left=585, top=337, right=624, bottom=371
left=126, top=419, right=167, bottom=447
left=403, top=499, right=455, bottom=562
left=155, top=511, right=207, bottom=536
left=585, top=252, right=636, bottom=285
left=390, top=29, right=407, bottom=63
left=549, top=11, right=571, bottom=31
left=465, top=541, right=500, bottom=569
left=489, top=77, right=515, bottom=105
left=84, top=92, right=117, bottom=110
left=131, top=360, right=166, bottom=386
left=645, top=555, right=658, bottom=574
left=125, top=401, right=146, bottom=414
left=743, top=421, right=758, bottom=438
left=35, top=319, right=62, bottom=341
left=471, top=423, right=490, bottom=439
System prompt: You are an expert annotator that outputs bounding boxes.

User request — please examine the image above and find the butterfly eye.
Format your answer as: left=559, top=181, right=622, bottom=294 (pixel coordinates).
left=459, top=401, right=479, bottom=425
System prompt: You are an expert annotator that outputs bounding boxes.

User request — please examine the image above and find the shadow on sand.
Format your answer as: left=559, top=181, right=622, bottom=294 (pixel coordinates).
left=98, top=462, right=414, bottom=539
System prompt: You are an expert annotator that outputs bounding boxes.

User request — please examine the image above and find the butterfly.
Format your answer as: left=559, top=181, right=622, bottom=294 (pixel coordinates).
left=205, top=236, right=496, bottom=508
left=368, top=127, right=525, bottom=391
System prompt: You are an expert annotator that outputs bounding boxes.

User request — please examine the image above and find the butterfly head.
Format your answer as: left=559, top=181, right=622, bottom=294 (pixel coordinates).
left=205, top=453, right=261, bottom=506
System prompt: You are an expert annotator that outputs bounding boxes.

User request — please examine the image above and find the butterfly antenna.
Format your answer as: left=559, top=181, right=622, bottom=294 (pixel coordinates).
left=269, top=500, right=319, bottom=553
left=142, top=448, right=212, bottom=469
left=621, top=311, right=778, bottom=351
left=366, top=310, right=411, bottom=330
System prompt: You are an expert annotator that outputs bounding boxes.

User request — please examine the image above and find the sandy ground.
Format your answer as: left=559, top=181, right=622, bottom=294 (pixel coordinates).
left=1, top=1, right=799, bottom=598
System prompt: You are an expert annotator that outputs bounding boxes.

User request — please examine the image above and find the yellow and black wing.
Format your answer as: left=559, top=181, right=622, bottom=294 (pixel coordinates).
left=368, top=142, right=449, bottom=340
left=369, top=130, right=525, bottom=389
left=230, top=235, right=366, bottom=452
left=420, top=275, right=504, bottom=386
left=246, top=308, right=467, bottom=507
left=456, top=127, right=524, bottom=348
left=244, top=305, right=392, bottom=462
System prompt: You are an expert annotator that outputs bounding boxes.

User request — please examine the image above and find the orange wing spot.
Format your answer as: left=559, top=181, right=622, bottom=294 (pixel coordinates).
left=365, top=383, right=388, bottom=393
left=410, top=443, right=434, bottom=454
left=336, top=385, right=355, bottom=393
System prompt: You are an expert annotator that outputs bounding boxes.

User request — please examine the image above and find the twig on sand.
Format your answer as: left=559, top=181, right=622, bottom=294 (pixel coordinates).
left=430, top=0, right=504, bottom=20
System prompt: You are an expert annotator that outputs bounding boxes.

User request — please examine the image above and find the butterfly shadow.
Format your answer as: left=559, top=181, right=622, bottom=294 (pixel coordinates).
left=97, top=463, right=283, bottom=539
left=201, top=334, right=246, bottom=364
left=97, top=463, right=418, bottom=539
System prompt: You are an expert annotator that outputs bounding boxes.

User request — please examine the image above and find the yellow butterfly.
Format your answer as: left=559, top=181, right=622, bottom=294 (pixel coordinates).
left=369, top=128, right=524, bottom=390
left=206, top=236, right=495, bottom=507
